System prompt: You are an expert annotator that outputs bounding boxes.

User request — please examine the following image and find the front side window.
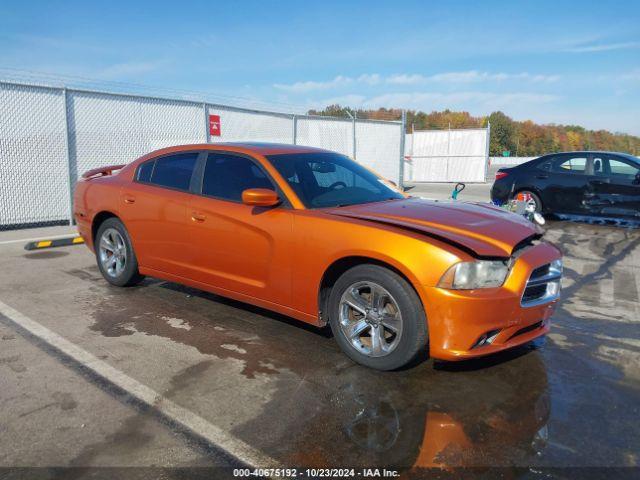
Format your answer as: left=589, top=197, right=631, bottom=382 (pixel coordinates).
left=608, top=158, right=639, bottom=177
left=553, top=156, right=587, bottom=174
left=201, top=153, right=274, bottom=202
left=145, top=153, right=198, bottom=191
left=267, top=152, right=403, bottom=208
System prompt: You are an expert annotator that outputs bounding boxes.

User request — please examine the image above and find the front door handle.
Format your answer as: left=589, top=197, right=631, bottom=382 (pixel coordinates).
left=536, top=174, right=549, bottom=179
left=590, top=180, right=609, bottom=186
left=123, top=195, right=136, bottom=204
left=191, top=212, right=206, bottom=223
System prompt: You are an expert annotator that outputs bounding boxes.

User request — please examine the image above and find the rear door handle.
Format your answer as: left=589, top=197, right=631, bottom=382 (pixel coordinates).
left=123, top=195, right=136, bottom=204
left=590, top=180, right=609, bottom=186
left=191, top=212, right=206, bottom=223
left=536, top=174, right=549, bottom=179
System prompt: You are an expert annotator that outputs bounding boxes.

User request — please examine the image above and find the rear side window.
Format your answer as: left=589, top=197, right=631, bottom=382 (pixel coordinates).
left=147, top=153, right=198, bottom=191
left=137, top=161, right=154, bottom=182
left=201, top=153, right=274, bottom=202
left=553, top=156, right=587, bottom=174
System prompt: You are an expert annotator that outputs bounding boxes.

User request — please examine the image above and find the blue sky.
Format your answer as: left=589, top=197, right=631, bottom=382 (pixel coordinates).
left=1, top=0, right=639, bottom=134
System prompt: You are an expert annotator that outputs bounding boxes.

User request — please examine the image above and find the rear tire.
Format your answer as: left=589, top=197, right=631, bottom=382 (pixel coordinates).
left=516, top=190, right=543, bottom=213
left=95, top=217, right=144, bottom=287
left=328, top=264, right=428, bottom=370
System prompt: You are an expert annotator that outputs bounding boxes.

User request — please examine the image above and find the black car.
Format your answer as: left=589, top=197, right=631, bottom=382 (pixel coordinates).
left=491, top=151, right=640, bottom=220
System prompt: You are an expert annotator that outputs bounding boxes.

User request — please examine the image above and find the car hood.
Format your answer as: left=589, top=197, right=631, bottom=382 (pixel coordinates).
left=327, top=197, right=541, bottom=258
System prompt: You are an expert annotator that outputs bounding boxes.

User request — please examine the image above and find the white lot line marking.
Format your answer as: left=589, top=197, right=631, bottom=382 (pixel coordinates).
left=0, top=234, right=79, bottom=246
left=0, top=299, right=278, bottom=469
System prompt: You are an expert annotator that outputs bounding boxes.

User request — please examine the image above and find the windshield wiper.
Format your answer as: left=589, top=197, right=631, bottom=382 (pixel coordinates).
left=334, top=197, right=401, bottom=208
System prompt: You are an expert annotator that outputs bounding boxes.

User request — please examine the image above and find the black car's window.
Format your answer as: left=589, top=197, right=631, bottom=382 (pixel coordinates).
left=202, top=153, right=274, bottom=202
left=137, top=160, right=154, bottom=182
left=146, top=153, right=198, bottom=191
left=553, top=156, right=587, bottom=174
left=594, top=156, right=640, bottom=178
left=609, top=158, right=639, bottom=176
left=267, top=152, right=403, bottom=208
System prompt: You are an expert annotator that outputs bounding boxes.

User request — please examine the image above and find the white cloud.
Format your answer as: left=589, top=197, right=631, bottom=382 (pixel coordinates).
left=275, top=70, right=560, bottom=92
left=273, top=74, right=382, bottom=92
left=353, top=91, right=560, bottom=110
left=429, top=71, right=494, bottom=83
left=386, top=74, right=426, bottom=85
left=389, top=70, right=560, bottom=84
left=274, top=75, right=355, bottom=92
left=357, top=73, right=381, bottom=85
left=565, top=41, right=640, bottom=53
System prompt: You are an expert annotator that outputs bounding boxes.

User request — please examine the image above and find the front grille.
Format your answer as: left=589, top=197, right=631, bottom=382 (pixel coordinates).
left=521, top=260, right=562, bottom=307
left=522, top=284, right=547, bottom=302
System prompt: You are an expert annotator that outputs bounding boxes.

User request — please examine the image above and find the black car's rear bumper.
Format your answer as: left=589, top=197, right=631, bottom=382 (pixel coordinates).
left=490, top=180, right=512, bottom=205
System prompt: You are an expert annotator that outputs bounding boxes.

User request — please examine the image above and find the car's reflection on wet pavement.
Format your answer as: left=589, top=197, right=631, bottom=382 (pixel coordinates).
left=275, top=346, right=550, bottom=469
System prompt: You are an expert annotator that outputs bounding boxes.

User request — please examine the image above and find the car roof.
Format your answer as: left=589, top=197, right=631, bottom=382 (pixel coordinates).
left=142, top=142, right=333, bottom=159
left=212, top=142, right=338, bottom=155
left=537, top=151, right=639, bottom=160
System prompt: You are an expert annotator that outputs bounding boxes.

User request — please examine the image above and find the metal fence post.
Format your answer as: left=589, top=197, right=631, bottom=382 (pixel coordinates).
left=292, top=114, right=297, bottom=145
left=352, top=112, right=357, bottom=160
left=485, top=121, right=491, bottom=182
left=203, top=103, right=210, bottom=143
left=62, top=88, right=74, bottom=226
left=446, top=122, right=451, bottom=182
left=398, top=110, right=406, bottom=189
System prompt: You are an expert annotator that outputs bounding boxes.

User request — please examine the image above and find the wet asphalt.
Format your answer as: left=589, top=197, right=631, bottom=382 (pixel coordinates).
left=0, top=216, right=639, bottom=477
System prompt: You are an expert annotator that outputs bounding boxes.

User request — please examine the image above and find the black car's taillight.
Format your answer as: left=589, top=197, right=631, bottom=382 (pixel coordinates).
left=495, top=171, right=509, bottom=180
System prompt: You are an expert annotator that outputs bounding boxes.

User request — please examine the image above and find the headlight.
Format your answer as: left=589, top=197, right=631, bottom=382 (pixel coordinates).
left=438, top=260, right=509, bottom=290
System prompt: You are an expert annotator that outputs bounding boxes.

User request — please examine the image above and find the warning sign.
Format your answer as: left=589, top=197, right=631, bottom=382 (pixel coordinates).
left=209, top=115, right=221, bottom=137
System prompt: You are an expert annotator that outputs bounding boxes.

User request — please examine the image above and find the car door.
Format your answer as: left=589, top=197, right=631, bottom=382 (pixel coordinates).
left=542, top=154, right=591, bottom=214
left=120, top=151, right=203, bottom=276
left=186, top=151, right=294, bottom=305
left=585, top=154, right=640, bottom=219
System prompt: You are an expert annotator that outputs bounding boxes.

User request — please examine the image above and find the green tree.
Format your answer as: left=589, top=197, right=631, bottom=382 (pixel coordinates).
left=485, top=111, right=517, bottom=156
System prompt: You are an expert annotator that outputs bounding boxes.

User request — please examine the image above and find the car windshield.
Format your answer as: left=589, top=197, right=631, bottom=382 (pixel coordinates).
left=267, top=152, right=403, bottom=208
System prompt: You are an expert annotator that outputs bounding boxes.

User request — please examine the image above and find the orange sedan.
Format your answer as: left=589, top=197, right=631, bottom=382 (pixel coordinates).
left=74, top=143, right=562, bottom=370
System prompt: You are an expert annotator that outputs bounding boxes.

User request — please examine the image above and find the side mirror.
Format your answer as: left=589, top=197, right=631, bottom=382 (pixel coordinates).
left=241, top=188, right=280, bottom=207
left=634, top=173, right=640, bottom=185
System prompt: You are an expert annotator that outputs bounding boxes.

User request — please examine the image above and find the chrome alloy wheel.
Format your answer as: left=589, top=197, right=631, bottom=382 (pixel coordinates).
left=519, top=191, right=540, bottom=213
left=339, top=281, right=403, bottom=358
left=98, top=228, right=127, bottom=278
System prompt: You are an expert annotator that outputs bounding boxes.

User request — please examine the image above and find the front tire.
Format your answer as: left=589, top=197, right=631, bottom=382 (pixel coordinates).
left=328, top=264, right=428, bottom=370
left=95, top=217, right=144, bottom=287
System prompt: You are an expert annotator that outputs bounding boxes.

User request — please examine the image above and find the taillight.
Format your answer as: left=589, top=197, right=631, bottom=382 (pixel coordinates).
left=495, top=171, right=509, bottom=180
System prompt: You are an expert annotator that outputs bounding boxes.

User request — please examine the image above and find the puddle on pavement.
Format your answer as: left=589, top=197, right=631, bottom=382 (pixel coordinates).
left=76, top=220, right=640, bottom=470
left=82, top=273, right=553, bottom=469
left=87, top=281, right=337, bottom=379
left=236, top=346, right=552, bottom=469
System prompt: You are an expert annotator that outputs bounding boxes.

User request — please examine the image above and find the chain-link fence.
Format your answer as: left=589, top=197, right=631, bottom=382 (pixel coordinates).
left=0, top=80, right=404, bottom=230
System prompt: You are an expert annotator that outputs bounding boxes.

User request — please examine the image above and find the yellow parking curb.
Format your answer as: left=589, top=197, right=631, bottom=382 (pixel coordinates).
left=24, top=236, right=85, bottom=251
